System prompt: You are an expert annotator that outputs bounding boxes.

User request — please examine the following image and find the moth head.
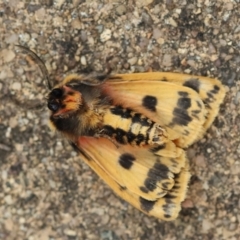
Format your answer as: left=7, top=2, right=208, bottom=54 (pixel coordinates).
left=48, top=84, right=84, bottom=118
left=16, top=46, right=105, bottom=119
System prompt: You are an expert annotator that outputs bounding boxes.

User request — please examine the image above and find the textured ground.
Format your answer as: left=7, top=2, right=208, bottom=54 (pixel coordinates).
left=0, top=0, right=240, bottom=239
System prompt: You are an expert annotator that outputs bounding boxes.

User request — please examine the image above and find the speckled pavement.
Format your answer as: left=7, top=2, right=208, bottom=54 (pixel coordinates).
left=0, top=1, right=239, bottom=239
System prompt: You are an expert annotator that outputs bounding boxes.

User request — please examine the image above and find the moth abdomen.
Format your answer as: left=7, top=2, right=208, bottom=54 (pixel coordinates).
left=102, top=106, right=168, bottom=146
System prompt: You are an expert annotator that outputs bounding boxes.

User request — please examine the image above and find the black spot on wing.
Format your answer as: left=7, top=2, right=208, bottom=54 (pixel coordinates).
left=205, top=85, right=221, bottom=104
left=177, top=97, right=191, bottom=109
left=178, top=91, right=189, bottom=97
left=191, top=109, right=201, bottom=115
left=162, top=182, right=171, bottom=190
left=143, top=162, right=170, bottom=192
left=150, top=144, right=166, bottom=153
left=162, top=200, right=175, bottom=218
left=161, top=77, right=168, bottom=82
left=196, top=100, right=202, bottom=109
left=170, top=173, right=181, bottom=190
left=170, top=91, right=193, bottom=126
left=171, top=184, right=181, bottom=190
left=212, top=85, right=220, bottom=93
left=172, top=108, right=192, bottom=126
left=139, top=186, right=149, bottom=193
left=210, top=86, right=220, bottom=95
left=119, top=185, right=127, bottom=191
left=118, top=153, right=136, bottom=169
left=170, top=158, right=178, bottom=164
left=191, top=109, right=201, bottom=120
left=142, top=95, right=157, bottom=112
left=152, top=162, right=169, bottom=179
left=203, top=98, right=212, bottom=107
left=139, top=197, right=156, bottom=212
left=183, top=129, right=190, bottom=136
left=164, top=193, right=177, bottom=204
left=183, top=78, right=200, bottom=93
left=144, top=178, right=157, bottom=192
left=207, top=92, right=214, bottom=100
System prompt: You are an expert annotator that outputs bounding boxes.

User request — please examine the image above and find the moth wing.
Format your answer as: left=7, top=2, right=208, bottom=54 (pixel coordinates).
left=132, top=72, right=226, bottom=130
left=102, top=72, right=225, bottom=147
left=76, top=136, right=190, bottom=220
left=102, top=76, right=205, bottom=147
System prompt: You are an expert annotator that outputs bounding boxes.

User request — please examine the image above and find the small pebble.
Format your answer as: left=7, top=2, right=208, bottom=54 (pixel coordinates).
left=0, top=49, right=16, bottom=63
left=64, top=229, right=77, bottom=236
left=11, top=82, right=21, bottom=90
left=162, top=54, right=172, bottom=67
left=4, top=195, right=13, bottom=205
left=128, top=57, right=138, bottom=65
left=53, top=16, right=63, bottom=26
left=19, top=33, right=31, bottom=43
left=35, top=8, right=45, bottom=20
left=54, top=0, right=65, bottom=8
left=80, top=56, right=87, bottom=65
left=202, top=219, right=213, bottom=233
left=71, top=19, right=82, bottom=29
left=194, top=155, right=206, bottom=167
left=116, top=5, right=126, bottom=16
left=100, top=29, right=112, bottom=42
left=5, top=34, right=18, bottom=44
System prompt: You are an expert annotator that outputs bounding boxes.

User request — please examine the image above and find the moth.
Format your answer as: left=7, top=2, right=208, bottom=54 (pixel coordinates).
left=17, top=46, right=225, bottom=221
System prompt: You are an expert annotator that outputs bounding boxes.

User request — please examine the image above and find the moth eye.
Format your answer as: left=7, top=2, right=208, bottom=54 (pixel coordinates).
left=48, top=88, right=63, bottom=111
left=48, top=100, right=60, bottom=112
left=50, top=88, right=63, bottom=98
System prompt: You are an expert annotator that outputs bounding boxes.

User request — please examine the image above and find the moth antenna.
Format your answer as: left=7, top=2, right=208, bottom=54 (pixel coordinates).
left=105, top=55, right=114, bottom=75
left=16, top=45, right=52, bottom=90
left=81, top=74, right=109, bottom=86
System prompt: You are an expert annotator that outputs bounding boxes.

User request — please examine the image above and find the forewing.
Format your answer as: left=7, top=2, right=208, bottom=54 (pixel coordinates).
left=132, top=72, right=226, bottom=130
left=75, top=136, right=190, bottom=220
left=102, top=76, right=205, bottom=147
left=102, top=72, right=225, bottom=147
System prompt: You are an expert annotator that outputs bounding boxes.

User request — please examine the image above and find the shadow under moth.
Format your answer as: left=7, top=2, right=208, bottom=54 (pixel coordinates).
left=17, top=46, right=225, bottom=221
